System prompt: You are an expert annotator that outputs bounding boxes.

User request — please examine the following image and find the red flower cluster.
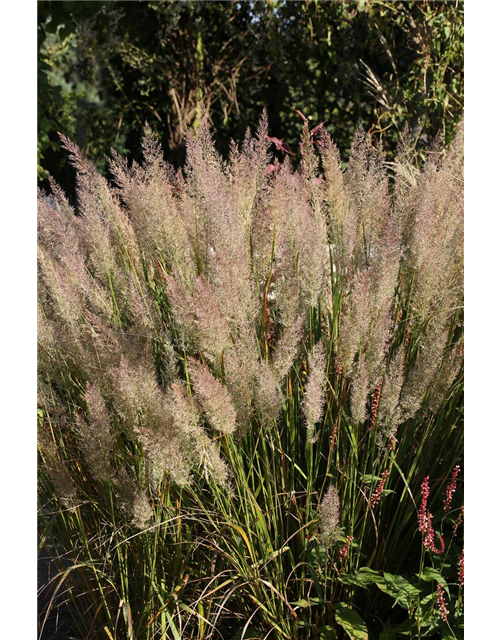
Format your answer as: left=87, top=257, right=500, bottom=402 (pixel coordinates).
left=418, top=476, right=445, bottom=554
left=436, top=583, right=449, bottom=621
left=452, top=504, right=464, bottom=539
left=370, top=469, right=390, bottom=508
left=339, top=535, right=354, bottom=559
left=458, top=550, right=464, bottom=586
left=443, top=465, right=460, bottom=511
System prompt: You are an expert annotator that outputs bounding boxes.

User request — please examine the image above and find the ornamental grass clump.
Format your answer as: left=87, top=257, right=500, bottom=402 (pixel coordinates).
left=38, top=111, right=463, bottom=639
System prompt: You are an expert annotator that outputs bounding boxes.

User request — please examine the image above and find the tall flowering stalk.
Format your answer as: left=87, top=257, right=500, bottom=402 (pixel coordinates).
left=436, top=583, right=449, bottom=622
left=370, top=469, right=390, bottom=508
left=37, top=111, right=463, bottom=639
left=458, top=550, right=464, bottom=586
left=443, top=465, right=460, bottom=511
left=418, top=476, right=445, bottom=554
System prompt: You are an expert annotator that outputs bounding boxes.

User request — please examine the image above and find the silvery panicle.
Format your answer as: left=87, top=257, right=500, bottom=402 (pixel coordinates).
left=350, top=356, right=370, bottom=425
left=303, top=342, right=328, bottom=441
left=188, top=358, right=237, bottom=436
left=318, top=485, right=341, bottom=549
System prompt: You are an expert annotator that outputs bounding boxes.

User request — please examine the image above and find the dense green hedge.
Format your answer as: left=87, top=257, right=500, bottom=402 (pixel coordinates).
left=38, top=0, right=463, bottom=197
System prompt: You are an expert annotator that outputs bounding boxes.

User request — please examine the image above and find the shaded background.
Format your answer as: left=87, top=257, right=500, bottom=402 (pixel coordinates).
left=38, top=0, right=463, bottom=199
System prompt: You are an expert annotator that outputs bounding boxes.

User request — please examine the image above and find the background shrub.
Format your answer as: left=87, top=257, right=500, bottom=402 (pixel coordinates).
left=38, top=0, right=464, bottom=195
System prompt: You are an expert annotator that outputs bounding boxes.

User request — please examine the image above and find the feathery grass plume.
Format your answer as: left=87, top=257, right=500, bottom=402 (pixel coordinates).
left=59, top=135, right=141, bottom=293
left=169, top=381, right=231, bottom=487
left=39, top=195, right=119, bottom=361
left=393, top=124, right=420, bottom=239
left=336, top=216, right=400, bottom=385
left=185, top=113, right=234, bottom=262
left=403, top=126, right=463, bottom=322
left=344, top=126, right=390, bottom=271
left=261, top=164, right=297, bottom=316
left=39, top=239, right=122, bottom=386
left=364, top=216, right=401, bottom=383
left=319, top=128, right=356, bottom=278
left=188, top=358, right=237, bottom=436
left=223, top=336, right=260, bottom=431
left=400, top=313, right=451, bottom=421
left=350, top=356, right=370, bottom=425
left=39, top=444, right=77, bottom=509
left=37, top=306, right=61, bottom=380
left=37, top=255, right=113, bottom=387
left=124, top=268, right=153, bottom=327
left=38, top=412, right=77, bottom=509
left=270, top=162, right=329, bottom=314
left=169, top=380, right=201, bottom=439
left=377, top=347, right=405, bottom=440
left=111, top=357, right=165, bottom=431
left=298, top=115, right=320, bottom=184
left=37, top=182, right=80, bottom=258
left=78, top=383, right=115, bottom=481
left=336, top=270, right=372, bottom=376
left=254, top=361, right=282, bottom=425
left=229, top=110, right=270, bottom=231
left=185, top=111, right=257, bottom=335
left=427, top=338, right=464, bottom=413
left=303, top=342, right=327, bottom=440
left=113, top=357, right=191, bottom=487
left=77, top=311, right=124, bottom=387
left=230, top=354, right=258, bottom=426
left=272, top=312, right=305, bottom=383
left=37, top=245, right=85, bottom=336
left=114, top=469, right=154, bottom=530
left=110, top=126, right=197, bottom=281
left=190, top=276, right=233, bottom=361
left=318, top=485, right=341, bottom=549
left=164, top=274, right=198, bottom=348
left=165, top=270, right=234, bottom=361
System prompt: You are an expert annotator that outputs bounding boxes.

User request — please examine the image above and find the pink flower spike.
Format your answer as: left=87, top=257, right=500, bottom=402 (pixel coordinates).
left=458, top=550, right=464, bottom=586
left=418, top=476, right=430, bottom=533
left=436, top=583, right=449, bottom=622
left=418, top=476, right=445, bottom=553
left=370, top=469, right=390, bottom=508
left=443, top=465, right=460, bottom=511
left=452, top=505, right=464, bottom=538
left=339, top=536, right=354, bottom=560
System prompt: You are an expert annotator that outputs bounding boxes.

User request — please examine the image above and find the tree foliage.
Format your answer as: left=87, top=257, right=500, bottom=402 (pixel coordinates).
left=38, top=0, right=464, bottom=195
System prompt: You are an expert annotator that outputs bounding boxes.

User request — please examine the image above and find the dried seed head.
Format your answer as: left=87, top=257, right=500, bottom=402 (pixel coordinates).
left=318, top=485, right=341, bottom=548
left=303, top=342, right=327, bottom=440
left=350, top=357, right=369, bottom=425
left=188, top=359, right=237, bottom=435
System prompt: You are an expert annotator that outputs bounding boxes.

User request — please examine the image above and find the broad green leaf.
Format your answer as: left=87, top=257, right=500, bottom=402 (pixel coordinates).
left=317, top=626, right=336, bottom=640
left=361, top=474, right=381, bottom=483
left=339, top=567, right=384, bottom=590
left=439, top=622, right=463, bottom=640
left=378, top=573, right=421, bottom=609
left=291, top=596, right=321, bottom=608
left=420, top=567, right=446, bottom=584
left=335, top=603, right=368, bottom=640
left=290, top=599, right=312, bottom=608
left=419, top=593, right=440, bottom=629
left=419, top=568, right=450, bottom=598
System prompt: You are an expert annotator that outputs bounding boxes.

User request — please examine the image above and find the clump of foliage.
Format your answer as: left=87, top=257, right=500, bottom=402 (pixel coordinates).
left=38, top=112, right=463, bottom=639
left=38, top=0, right=464, bottom=194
